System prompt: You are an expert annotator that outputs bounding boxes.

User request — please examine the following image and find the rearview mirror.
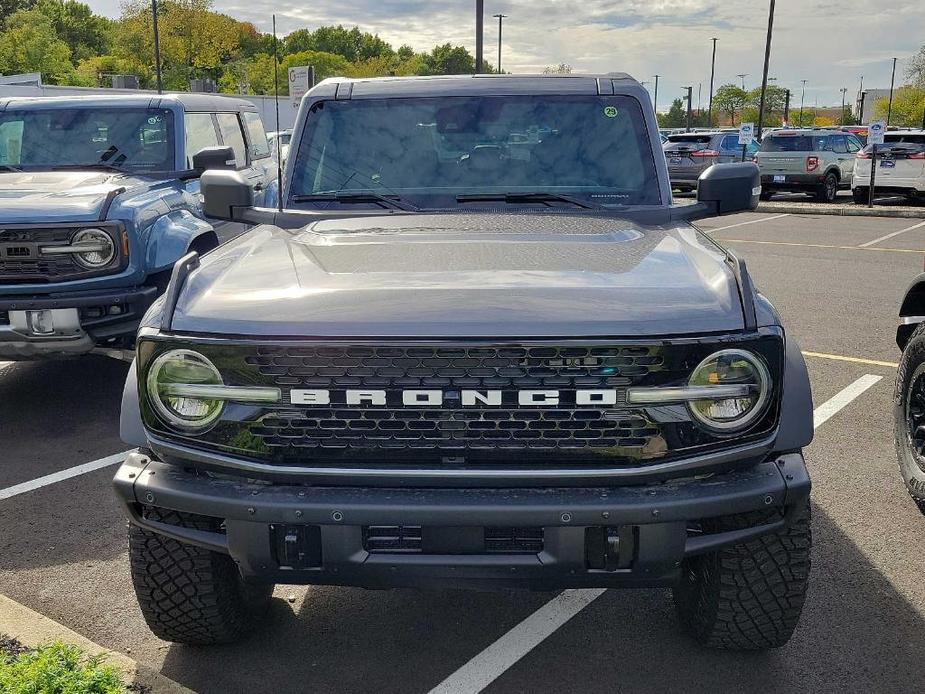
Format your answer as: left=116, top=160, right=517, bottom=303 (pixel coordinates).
left=200, top=169, right=253, bottom=220
left=191, top=145, right=236, bottom=174
left=696, top=162, right=760, bottom=215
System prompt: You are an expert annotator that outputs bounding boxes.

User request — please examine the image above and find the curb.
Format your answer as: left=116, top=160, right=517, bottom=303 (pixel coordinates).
left=0, top=594, right=194, bottom=694
left=756, top=203, right=925, bottom=219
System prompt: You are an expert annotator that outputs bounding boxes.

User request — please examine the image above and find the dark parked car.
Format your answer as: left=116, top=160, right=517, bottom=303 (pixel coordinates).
left=664, top=130, right=758, bottom=192
left=755, top=129, right=863, bottom=202
left=0, top=93, right=276, bottom=359
left=115, top=74, right=813, bottom=650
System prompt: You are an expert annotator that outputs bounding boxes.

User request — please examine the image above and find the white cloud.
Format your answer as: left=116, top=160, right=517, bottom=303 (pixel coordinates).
left=85, top=0, right=924, bottom=108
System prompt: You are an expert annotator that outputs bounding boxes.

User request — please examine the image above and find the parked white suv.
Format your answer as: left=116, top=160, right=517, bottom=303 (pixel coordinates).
left=852, top=130, right=925, bottom=203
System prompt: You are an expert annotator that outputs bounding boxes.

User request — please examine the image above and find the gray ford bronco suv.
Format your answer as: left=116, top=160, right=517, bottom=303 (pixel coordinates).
left=115, top=74, right=814, bottom=650
left=0, top=94, right=275, bottom=359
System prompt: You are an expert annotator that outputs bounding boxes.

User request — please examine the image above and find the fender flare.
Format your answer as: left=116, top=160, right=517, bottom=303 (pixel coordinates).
left=120, top=359, right=147, bottom=447
left=144, top=209, right=218, bottom=276
left=897, top=272, right=925, bottom=349
left=774, top=335, right=814, bottom=451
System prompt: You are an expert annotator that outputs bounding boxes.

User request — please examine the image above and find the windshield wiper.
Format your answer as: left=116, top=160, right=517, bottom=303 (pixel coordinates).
left=49, top=163, right=130, bottom=174
left=456, top=192, right=598, bottom=209
left=291, top=191, right=419, bottom=211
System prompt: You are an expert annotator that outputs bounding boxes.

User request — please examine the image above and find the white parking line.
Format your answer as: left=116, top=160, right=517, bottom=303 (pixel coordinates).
left=812, top=374, right=882, bottom=428
left=429, top=372, right=884, bottom=694
left=0, top=449, right=133, bottom=502
left=701, top=213, right=790, bottom=234
left=428, top=589, right=607, bottom=694
left=858, top=219, right=925, bottom=248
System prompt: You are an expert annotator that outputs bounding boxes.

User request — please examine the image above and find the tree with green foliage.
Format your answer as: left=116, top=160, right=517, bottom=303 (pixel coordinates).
left=283, top=25, right=394, bottom=63
left=0, top=8, right=74, bottom=83
left=873, top=87, right=925, bottom=127
left=421, top=43, right=474, bottom=75
left=32, top=0, right=113, bottom=63
left=713, top=83, right=747, bottom=125
left=659, top=98, right=687, bottom=128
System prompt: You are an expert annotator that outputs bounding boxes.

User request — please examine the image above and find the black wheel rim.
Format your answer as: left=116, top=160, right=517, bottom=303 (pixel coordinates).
left=907, top=372, right=925, bottom=463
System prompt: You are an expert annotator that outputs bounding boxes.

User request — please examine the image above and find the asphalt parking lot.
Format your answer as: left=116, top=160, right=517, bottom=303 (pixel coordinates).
left=3, top=211, right=925, bottom=693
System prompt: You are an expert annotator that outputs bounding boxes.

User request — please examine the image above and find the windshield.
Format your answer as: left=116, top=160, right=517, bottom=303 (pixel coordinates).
left=0, top=107, right=175, bottom=172
left=289, top=95, right=661, bottom=207
left=760, top=135, right=826, bottom=152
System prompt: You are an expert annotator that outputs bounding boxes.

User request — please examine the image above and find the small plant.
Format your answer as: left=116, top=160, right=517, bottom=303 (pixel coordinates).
left=0, top=637, right=126, bottom=694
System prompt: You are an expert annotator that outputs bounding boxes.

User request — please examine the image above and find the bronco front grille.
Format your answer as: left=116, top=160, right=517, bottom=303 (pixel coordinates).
left=138, top=336, right=784, bottom=471
left=245, top=345, right=665, bottom=456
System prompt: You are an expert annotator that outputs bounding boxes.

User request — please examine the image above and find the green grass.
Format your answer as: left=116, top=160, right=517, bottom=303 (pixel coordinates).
left=0, top=637, right=126, bottom=694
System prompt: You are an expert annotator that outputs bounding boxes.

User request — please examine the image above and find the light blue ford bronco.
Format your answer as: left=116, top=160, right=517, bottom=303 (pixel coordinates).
left=0, top=93, right=276, bottom=358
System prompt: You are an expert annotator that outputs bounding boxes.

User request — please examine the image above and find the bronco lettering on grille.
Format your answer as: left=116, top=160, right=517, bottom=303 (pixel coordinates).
left=289, top=389, right=619, bottom=407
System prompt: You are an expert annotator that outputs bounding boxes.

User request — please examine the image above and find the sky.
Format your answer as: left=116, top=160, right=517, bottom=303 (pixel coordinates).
left=88, top=0, right=924, bottom=110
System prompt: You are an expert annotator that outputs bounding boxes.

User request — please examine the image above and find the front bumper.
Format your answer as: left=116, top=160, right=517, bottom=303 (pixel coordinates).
left=0, top=285, right=157, bottom=358
left=113, top=450, right=810, bottom=590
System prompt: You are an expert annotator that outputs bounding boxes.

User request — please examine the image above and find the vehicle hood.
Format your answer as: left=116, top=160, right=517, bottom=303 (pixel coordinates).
left=172, top=213, right=746, bottom=338
left=0, top=171, right=140, bottom=223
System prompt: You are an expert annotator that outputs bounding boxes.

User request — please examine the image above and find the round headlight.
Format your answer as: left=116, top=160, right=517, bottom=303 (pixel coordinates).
left=147, top=349, right=224, bottom=431
left=72, top=228, right=115, bottom=268
left=687, top=349, right=770, bottom=432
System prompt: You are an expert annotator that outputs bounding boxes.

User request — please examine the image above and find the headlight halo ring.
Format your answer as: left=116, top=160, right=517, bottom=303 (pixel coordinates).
left=71, top=227, right=116, bottom=269
left=686, top=348, right=771, bottom=433
left=146, top=348, right=225, bottom=432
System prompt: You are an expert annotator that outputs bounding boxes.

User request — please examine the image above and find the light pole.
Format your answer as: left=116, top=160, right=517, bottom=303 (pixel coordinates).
left=887, top=57, right=898, bottom=126
left=737, top=73, right=747, bottom=90
left=684, top=86, right=693, bottom=132
left=839, top=87, right=848, bottom=125
left=475, top=0, right=484, bottom=73
left=653, top=74, right=660, bottom=113
left=151, top=0, right=162, bottom=94
left=708, top=37, right=717, bottom=127
left=856, top=75, right=864, bottom=125
left=492, top=13, right=507, bottom=73
left=798, top=79, right=807, bottom=126
left=755, top=0, right=776, bottom=141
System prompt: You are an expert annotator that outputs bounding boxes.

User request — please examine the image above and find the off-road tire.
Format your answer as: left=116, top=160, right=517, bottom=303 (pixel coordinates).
left=129, top=508, right=273, bottom=645
left=893, top=321, right=925, bottom=514
left=815, top=172, right=838, bottom=203
left=852, top=187, right=869, bottom=205
left=673, top=501, right=811, bottom=650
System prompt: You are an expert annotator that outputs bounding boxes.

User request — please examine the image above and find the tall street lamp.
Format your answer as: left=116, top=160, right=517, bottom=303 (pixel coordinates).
left=708, top=37, right=717, bottom=127
left=839, top=87, right=848, bottom=125
left=151, top=0, right=162, bottom=94
left=737, top=73, right=747, bottom=90
left=755, top=0, right=776, bottom=141
left=684, top=86, right=693, bottom=132
left=887, top=57, right=898, bottom=126
left=475, top=0, right=484, bottom=73
left=799, top=79, right=807, bottom=126
left=653, top=74, right=660, bottom=113
left=492, top=13, right=507, bottom=73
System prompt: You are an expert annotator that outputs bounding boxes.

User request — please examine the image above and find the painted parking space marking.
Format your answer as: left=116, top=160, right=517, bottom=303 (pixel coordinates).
left=428, top=588, right=607, bottom=694
left=802, top=351, right=898, bottom=369
left=0, top=449, right=133, bottom=502
left=812, top=374, right=883, bottom=429
left=721, top=238, right=924, bottom=254
left=858, top=220, right=925, bottom=248
left=429, top=373, right=885, bottom=694
left=700, top=213, right=790, bottom=234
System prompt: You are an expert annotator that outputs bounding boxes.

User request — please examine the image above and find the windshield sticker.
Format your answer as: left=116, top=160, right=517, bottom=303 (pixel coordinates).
left=603, top=106, right=618, bottom=118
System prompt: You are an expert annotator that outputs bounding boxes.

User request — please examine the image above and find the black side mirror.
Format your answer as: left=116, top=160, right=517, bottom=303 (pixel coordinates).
left=696, top=162, right=760, bottom=216
left=191, top=145, right=236, bottom=174
left=200, top=169, right=253, bottom=220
